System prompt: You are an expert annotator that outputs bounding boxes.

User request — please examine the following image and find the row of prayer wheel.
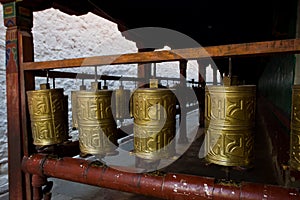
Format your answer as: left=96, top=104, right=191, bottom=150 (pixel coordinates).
left=26, top=82, right=177, bottom=160
left=27, top=80, right=300, bottom=169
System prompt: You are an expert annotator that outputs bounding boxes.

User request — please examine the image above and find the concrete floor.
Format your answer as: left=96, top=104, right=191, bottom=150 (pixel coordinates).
left=0, top=193, right=8, bottom=200
left=1, top=109, right=279, bottom=199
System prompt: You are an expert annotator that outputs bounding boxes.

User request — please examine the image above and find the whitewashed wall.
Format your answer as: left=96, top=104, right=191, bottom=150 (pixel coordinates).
left=0, top=7, right=205, bottom=195
left=0, top=5, right=7, bottom=195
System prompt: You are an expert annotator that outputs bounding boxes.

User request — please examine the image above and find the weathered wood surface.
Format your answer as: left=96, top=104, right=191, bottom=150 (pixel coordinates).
left=4, top=2, right=35, bottom=199
left=22, top=39, right=300, bottom=70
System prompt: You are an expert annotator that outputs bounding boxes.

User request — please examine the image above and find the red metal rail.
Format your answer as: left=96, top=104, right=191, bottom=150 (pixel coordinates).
left=22, top=154, right=300, bottom=200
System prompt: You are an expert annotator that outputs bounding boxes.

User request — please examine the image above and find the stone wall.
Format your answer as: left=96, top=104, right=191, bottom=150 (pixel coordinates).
left=0, top=5, right=7, bottom=195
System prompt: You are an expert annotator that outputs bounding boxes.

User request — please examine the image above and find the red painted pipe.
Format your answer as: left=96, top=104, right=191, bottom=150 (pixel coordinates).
left=31, top=175, right=44, bottom=200
left=22, top=154, right=300, bottom=200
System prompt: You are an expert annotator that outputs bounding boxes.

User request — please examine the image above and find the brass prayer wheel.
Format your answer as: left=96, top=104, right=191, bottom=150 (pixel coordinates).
left=76, top=86, right=118, bottom=156
left=63, top=95, right=69, bottom=133
left=204, top=85, right=256, bottom=166
left=71, top=91, right=78, bottom=129
left=132, top=88, right=177, bottom=160
left=290, top=85, right=300, bottom=171
left=114, top=85, right=131, bottom=120
left=27, top=84, right=69, bottom=146
left=130, top=91, right=134, bottom=118
left=71, top=85, right=86, bottom=129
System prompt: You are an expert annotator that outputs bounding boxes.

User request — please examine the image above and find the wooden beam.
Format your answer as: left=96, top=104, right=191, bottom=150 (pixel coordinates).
left=22, top=51, right=180, bottom=70
left=22, top=39, right=300, bottom=71
left=3, top=2, right=34, bottom=199
left=175, top=38, right=300, bottom=59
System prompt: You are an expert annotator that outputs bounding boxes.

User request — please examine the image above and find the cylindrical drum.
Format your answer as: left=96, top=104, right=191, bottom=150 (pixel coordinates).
left=130, top=91, right=134, bottom=118
left=71, top=91, right=78, bottom=129
left=290, top=85, right=300, bottom=171
left=132, top=88, right=177, bottom=160
left=113, top=86, right=131, bottom=120
left=71, top=85, right=86, bottom=129
left=76, top=90, right=118, bottom=156
left=64, top=95, right=69, bottom=133
left=204, top=85, right=256, bottom=166
left=27, top=85, right=69, bottom=146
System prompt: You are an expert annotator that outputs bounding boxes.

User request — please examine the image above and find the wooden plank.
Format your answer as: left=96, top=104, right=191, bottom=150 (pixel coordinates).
left=22, top=39, right=300, bottom=71
left=6, top=27, right=26, bottom=200
left=175, top=38, right=300, bottom=59
left=19, top=33, right=35, bottom=156
left=22, top=51, right=180, bottom=70
left=19, top=30, right=35, bottom=200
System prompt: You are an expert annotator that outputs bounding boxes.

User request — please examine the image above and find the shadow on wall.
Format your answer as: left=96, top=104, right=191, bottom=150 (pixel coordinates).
left=0, top=4, right=8, bottom=195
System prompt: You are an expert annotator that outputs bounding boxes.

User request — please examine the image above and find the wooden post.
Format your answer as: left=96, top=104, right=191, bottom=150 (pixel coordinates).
left=212, top=64, right=218, bottom=85
left=3, top=2, right=35, bottom=199
left=178, top=60, right=188, bottom=143
left=198, top=60, right=206, bottom=86
left=137, top=48, right=155, bottom=87
left=197, top=59, right=208, bottom=127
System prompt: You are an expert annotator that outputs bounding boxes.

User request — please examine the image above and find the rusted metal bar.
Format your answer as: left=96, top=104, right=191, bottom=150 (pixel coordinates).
left=22, top=154, right=300, bottom=200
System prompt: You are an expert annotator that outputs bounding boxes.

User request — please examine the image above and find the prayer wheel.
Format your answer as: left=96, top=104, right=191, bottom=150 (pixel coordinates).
left=27, top=83, right=69, bottom=146
left=71, top=91, right=78, bottom=129
left=114, top=85, right=131, bottom=120
left=71, top=85, right=86, bottom=129
left=132, top=88, right=177, bottom=160
left=76, top=83, right=118, bottom=156
left=290, top=85, right=300, bottom=171
left=130, top=91, right=134, bottom=118
left=204, top=85, right=256, bottom=166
